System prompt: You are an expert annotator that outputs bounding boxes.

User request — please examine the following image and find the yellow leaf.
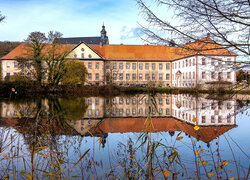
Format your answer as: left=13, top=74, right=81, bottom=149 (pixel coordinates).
left=181, top=121, right=186, bottom=124
left=134, top=162, right=137, bottom=165
left=16, top=112, right=22, bottom=119
left=222, top=160, right=228, bottom=166
left=11, top=88, right=15, bottom=92
left=200, top=149, right=204, bottom=153
left=237, top=86, right=242, bottom=90
left=163, top=170, right=170, bottom=177
left=194, top=126, right=200, bottom=131
left=208, top=172, right=214, bottom=177
left=20, top=170, right=26, bottom=175
left=192, top=118, right=197, bottom=122
left=229, top=170, right=232, bottom=174
left=26, top=174, right=32, bottom=180
left=218, top=166, right=222, bottom=171
left=176, top=136, right=183, bottom=141
left=195, top=151, right=200, bottom=155
left=229, top=177, right=235, bottom=180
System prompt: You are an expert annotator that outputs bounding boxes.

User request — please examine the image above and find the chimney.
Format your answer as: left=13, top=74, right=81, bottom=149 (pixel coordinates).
left=207, top=33, right=210, bottom=38
left=99, top=42, right=103, bottom=46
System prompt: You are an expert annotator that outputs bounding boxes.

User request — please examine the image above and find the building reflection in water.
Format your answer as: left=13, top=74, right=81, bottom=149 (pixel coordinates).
left=0, top=94, right=237, bottom=145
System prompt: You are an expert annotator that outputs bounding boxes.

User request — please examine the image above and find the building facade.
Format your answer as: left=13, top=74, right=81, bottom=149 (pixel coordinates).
left=0, top=34, right=237, bottom=87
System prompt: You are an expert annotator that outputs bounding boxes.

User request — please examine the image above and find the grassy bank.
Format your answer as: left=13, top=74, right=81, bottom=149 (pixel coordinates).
left=0, top=81, right=249, bottom=98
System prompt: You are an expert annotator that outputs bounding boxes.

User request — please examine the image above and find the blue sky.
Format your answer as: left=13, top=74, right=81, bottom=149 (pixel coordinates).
left=0, top=0, right=149, bottom=44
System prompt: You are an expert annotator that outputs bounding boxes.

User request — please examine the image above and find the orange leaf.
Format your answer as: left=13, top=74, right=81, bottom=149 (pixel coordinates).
left=222, top=160, right=228, bottom=166
left=11, top=88, right=15, bottom=92
left=195, top=151, right=200, bottom=155
left=200, top=149, right=204, bottom=153
left=208, top=172, right=214, bottom=177
left=229, top=177, right=235, bottom=180
left=200, top=160, right=208, bottom=165
left=192, top=118, right=197, bottom=122
left=163, top=170, right=170, bottom=177
left=176, top=136, right=183, bottom=141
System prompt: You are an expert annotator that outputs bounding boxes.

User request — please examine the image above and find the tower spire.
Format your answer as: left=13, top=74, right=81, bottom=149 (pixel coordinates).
left=101, top=23, right=107, bottom=39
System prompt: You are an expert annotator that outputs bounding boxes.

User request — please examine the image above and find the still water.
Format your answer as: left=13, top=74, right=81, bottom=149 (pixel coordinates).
left=0, top=93, right=249, bottom=179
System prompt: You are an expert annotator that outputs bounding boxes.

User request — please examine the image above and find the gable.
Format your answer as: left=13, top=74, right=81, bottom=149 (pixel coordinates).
left=66, top=43, right=102, bottom=59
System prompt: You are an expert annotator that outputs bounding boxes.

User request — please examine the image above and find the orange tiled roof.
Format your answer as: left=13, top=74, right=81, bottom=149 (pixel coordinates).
left=1, top=43, right=76, bottom=60
left=90, top=44, right=183, bottom=61
left=91, top=117, right=236, bottom=143
left=176, top=36, right=237, bottom=58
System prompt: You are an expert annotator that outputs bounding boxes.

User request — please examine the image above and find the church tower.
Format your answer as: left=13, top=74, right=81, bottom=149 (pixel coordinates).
left=100, top=23, right=109, bottom=44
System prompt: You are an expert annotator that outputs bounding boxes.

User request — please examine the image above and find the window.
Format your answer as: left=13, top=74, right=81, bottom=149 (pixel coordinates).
left=182, top=61, right=184, bottom=68
left=88, top=62, right=92, bottom=69
left=145, top=109, right=149, bottom=115
left=95, top=98, right=99, bottom=105
left=211, top=116, right=215, bottom=123
left=189, top=59, right=191, bottom=66
left=218, top=116, right=222, bottom=123
left=145, top=74, right=150, bottom=80
left=186, top=59, right=188, bottom=67
left=88, top=54, right=92, bottom=58
left=139, top=73, right=142, bottom=80
left=81, top=53, right=84, bottom=58
left=113, top=63, right=117, bottom=69
left=218, top=58, right=222, bottom=65
left=119, top=109, right=123, bottom=115
left=159, top=98, right=163, bottom=105
left=88, top=99, right=92, bottom=105
left=145, top=63, right=149, bottom=69
left=88, top=73, right=92, bottom=80
left=211, top=102, right=216, bottom=109
left=14, top=62, right=18, bottom=68
left=132, top=108, right=136, bottom=115
left=126, top=73, right=130, bottom=80
left=152, top=63, right=155, bottom=70
left=166, top=98, right=169, bottom=104
left=126, top=63, right=130, bottom=69
left=88, top=110, right=92, bottom=116
left=193, top=72, right=195, bottom=79
left=139, top=108, right=143, bottom=115
left=211, top=58, right=215, bottom=65
left=202, top=71, right=206, bottom=79
left=159, top=63, right=163, bottom=70
left=139, top=99, right=142, bottom=105
left=126, top=109, right=130, bottom=115
left=113, top=73, right=117, bottom=80
left=193, top=58, right=195, bottom=66
left=106, top=63, right=110, bottom=69
left=139, top=63, right=143, bottom=70
left=27, top=62, right=31, bottom=69
left=119, top=98, right=123, bottom=104
left=227, top=115, right=231, bottom=123
left=119, top=73, right=123, bottom=80
left=119, top=63, right=123, bottom=69
left=132, top=98, right=136, bottom=104
left=96, top=62, right=99, bottom=69
left=211, top=72, right=215, bottom=79
left=145, top=98, right=149, bottom=104
left=95, top=110, right=99, bottom=116
left=202, top=58, right=206, bottom=65
left=81, top=48, right=85, bottom=51
left=227, top=103, right=232, bottom=109
left=6, top=62, right=10, bottom=68
left=132, top=63, right=136, bottom=70
left=202, top=103, right=206, bottom=109
left=227, top=58, right=231, bottom=65
left=159, top=108, right=162, bottom=115
left=113, top=108, right=116, bottom=115
left=152, top=74, right=155, bottom=80
left=113, top=98, right=116, bottom=104
left=166, top=63, right=170, bottom=69
left=159, top=73, right=163, bottom=80
left=166, top=74, right=170, bottom=80
left=166, top=108, right=170, bottom=115
left=189, top=72, right=191, bottom=79
left=202, top=116, right=206, bottom=123
left=178, top=62, right=180, bottom=68
left=227, top=72, right=231, bottom=79
left=132, top=73, right=136, bottom=80
left=95, top=73, right=99, bottom=80
left=126, top=98, right=130, bottom=105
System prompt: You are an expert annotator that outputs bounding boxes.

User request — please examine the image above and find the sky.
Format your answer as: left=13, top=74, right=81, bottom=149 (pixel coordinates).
left=0, top=0, right=151, bottom=44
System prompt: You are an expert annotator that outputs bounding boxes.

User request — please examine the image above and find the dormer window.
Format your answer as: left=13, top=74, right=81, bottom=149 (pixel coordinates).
left=88, top=54, right=92, bottom=58
left=81, top=53, right=84, bottom=58
left=81, top=48, right=85, bottom=51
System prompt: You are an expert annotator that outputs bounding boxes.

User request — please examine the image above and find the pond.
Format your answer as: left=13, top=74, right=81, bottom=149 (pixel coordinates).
left=0, top=93, right=249, bottom=179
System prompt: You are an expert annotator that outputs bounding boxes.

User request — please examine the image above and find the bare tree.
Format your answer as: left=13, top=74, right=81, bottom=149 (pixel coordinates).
left=136, top=0, right=250, bottom=58
left=0, top=11, right=5, bottom=23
